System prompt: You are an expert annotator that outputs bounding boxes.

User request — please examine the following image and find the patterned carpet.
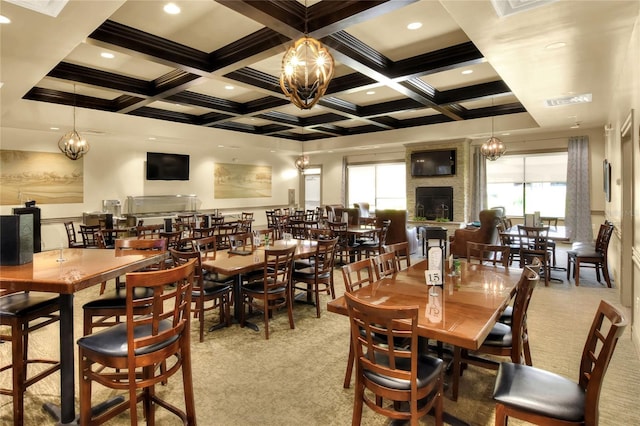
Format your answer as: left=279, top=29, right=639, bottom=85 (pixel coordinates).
left=2, top=244, right=638, bottom=425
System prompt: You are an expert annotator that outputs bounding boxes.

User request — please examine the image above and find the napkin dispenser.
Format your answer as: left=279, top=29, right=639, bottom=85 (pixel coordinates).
left=0, top=214, right=34, bottom=265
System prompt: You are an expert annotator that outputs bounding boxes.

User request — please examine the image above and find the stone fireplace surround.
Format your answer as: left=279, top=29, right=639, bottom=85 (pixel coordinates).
left=405, top=140, right=469, bottom=224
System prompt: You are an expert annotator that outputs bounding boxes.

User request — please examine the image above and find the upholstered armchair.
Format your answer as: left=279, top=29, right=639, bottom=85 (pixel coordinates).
left=449, top=209, right=502, bottom=258
left=374, top=209, right=419, bottom=254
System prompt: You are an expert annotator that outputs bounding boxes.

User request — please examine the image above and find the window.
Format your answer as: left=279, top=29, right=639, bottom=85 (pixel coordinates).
left=347, top=163, right=406, bottom=210
left=486, top=152, right=567, bottom=217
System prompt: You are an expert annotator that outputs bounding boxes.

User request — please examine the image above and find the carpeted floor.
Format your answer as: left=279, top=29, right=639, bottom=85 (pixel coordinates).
left=2, top=243, right=639, bottom=425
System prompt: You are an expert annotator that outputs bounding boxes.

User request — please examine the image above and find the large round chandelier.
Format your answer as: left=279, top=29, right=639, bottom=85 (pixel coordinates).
left=58, top=85, right=89, bottom=160
left=280, top=2, right=334, bottom=110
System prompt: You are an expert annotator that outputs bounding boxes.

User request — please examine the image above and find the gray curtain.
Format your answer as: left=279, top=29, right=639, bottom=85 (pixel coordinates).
left=470, top=146, right=487, bottom=220
left=565, top=136, right=593, bottom=242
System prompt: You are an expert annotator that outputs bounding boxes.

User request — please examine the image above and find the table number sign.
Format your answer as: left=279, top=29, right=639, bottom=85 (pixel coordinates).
left=426, top=246, right=444, bottom=295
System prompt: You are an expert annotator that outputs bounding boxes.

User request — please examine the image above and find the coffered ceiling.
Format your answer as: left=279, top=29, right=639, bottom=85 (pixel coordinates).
left=1, top=0, right=638, bottom=148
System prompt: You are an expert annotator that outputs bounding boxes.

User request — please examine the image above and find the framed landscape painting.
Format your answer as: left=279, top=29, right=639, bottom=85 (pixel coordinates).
left=0, top=150, right=84, bottom=205
left=214, top=163, right=271, bottom=199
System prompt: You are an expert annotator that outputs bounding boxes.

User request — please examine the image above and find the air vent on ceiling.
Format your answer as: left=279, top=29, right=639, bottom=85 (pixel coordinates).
left=491, top=0, right=558, bottom=17
left=545, top=93, right=592, bottom=107
left=6, top=0, right=68, bottom=17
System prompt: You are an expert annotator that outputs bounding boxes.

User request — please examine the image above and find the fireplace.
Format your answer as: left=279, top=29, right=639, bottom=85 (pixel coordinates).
left=415, top=187, right=453, bottom=221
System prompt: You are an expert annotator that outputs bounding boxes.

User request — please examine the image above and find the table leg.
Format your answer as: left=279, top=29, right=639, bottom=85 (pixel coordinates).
left=43, top=293, right=76, bottom=424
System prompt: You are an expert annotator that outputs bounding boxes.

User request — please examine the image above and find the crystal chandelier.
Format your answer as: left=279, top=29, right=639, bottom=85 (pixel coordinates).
left=480, top=98, right=506, bottom=161
left=58, top=85, right=89, bottom=160
left=280, top=2, right=334, bottom=110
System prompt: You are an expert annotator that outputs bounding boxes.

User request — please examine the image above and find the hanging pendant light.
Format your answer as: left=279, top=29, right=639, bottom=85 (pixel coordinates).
left=58, top=85, right=89, bottom=160
left=480, top=98, right=506, bottom=161
left=280, top=1, right=334, bottom=110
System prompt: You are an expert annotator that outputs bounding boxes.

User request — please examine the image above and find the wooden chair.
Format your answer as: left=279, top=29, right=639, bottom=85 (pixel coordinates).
left=497, top=223, right=519, bottom=265
left=136, top=224, right=163, bottom=239
left=240, top=245, right=296, bottom=339
left=82, top=238, right=167, bottom=335
left=517, top=225, right=551, bottom=286
left=292, top=237, right=339, bottom=317
left=170, top=248, right=232, bottom=342
left=466, top=242, right=510, bottom=267
left=63, top=221, right=84, bottom=248
left=340, top=258, right=376, bottom=388
left=451, top=263, right=540, bottom=401
left=228, top=231, right=255, bottom=254
left=359, top=220, right=390, bottom=259
left=344, top=292, right=444, bottom=426
left=493, top=299, right=627, bottom=426
left=0, top=291, right=61, bottom=426
left=328, top=221, right=360, bottom=264
left=540, top=216, right=559, bottom=265
left=385, top=241, right=412, bottom=271
left=77, top=259, right=197, bottom=425
left=79, top=224, right=100, bottom=248
left=567, top=222, right=614, bottom=287
left=216, top=223, right=237, bottom=250
left=371, top=251, right=397, bottom=281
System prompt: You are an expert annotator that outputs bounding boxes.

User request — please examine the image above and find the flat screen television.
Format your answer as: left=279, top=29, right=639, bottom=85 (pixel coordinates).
left=410, top=149, right=456, bottom=177
left=146, top=152, right=190, bottom=181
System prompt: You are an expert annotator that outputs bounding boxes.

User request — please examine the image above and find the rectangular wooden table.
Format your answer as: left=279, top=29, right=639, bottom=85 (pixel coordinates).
left=201, top=239, right=317, bottom=328
left=0, top=248, right=166, bottom=425
left=327, top=259, right=520, bottom=351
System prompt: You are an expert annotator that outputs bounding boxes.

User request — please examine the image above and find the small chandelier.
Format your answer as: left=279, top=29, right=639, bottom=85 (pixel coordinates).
left=295, top=154, right=309, bottom=172
left=58, top=85, right=89, bottom=160
left=481, top=98, right=506, bottom=161
left=280, top=2, right=334, bottom=110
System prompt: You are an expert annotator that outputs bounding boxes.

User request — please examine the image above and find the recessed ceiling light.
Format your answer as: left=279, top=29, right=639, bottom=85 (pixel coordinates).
left=163, top=3, right=181, bottom=15
left=225, top=85, right=234, bottom=90
left=100, top=52, right=114, bottom=59
left=366, top=91, right=375, bottom=95
left=148, top=137, right=156, bottom=140
left=218, top=145, right=225, bottom=148
left=545, top=41, right=566, bottom=50
left=50, top=127, right=59, bottom=130
left=0, top=15, right=11, bottom=24
left=407, top=22, right=422, bottom=30
left=461, top=69, right=473, bottom=75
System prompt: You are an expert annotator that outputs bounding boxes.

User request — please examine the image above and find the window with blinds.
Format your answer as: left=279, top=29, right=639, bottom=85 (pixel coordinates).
left=347, top=163, right=406, bottom=210
left=486, top=152, right=568, bottom=217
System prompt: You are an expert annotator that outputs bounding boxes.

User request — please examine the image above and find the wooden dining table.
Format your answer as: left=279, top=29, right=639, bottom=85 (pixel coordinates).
left=0, top=248, right=167, bottom=425
left=201, top=239, right=317, bottom=329
left=505, top=224, right=569, bottom=242
left=327, top=259, right=520, bottom=351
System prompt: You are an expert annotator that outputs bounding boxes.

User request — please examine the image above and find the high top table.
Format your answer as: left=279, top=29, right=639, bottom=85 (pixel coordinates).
left=0, top=248, right=167, bottom=425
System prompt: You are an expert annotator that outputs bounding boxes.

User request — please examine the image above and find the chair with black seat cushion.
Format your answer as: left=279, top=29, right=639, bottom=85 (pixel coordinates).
left=541, top=216, right=559, bottom=265
left=385, top=241, right=411, bottom=271
left=77, top=259, right=197, bottom=426
left=82, top=238, right=167, bottom=336
left=567, top=222, right=614, bottom=287
left=451, top=263, right=539, bottom=401
left=328, top=221, right=360, bottom=264
left=64, top=221, right=85, bottom=248
left=340, top=258, right=376, bottom=389
left=292, top=237, right=338, bottom=318
left=466, top=242, right=510, bottom=267
left=136, top=224, right=163, bottom=239
left=240, top=245, right=296, bottom=339
left=216, top=223, right=237, bottom=250
left=0, top=291, right=61, bottom=426
left=344, top=291, right=444, bottom=426
left=497, top=223, right=519, bottom=266
left=518, top=225, right=551, bottom=286
left=170, top=248, right=232, bottom=342
left=79, top=224, right=101, bottom=248
left=492, top=299, right=627, bottom=426
left=359, top=219, right=390, bottom=259
left=371, top=251, right=398, bottom=281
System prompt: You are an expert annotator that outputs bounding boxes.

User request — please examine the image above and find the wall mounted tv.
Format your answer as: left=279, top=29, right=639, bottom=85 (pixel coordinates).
left=146, top=152, right=190, bottom=181
left=410, top=149, right=456, bottom=177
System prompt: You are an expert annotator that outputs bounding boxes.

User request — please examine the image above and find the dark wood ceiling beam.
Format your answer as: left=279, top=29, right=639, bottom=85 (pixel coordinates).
left=209, top=27, right=289, bottom=74
left=199, top=112, right=236, bottom=126
left=166, top=92, right=244, bottom=115
left=127, top=107, right=198, bottom=125
left=390, top=42, right=485, bottom=80
left=47, top=62, right=153, bottom=97
left=87, top=20, right=212, bottom=76
left=23, top=87, right=115, bottom=111
left=436, top=80, right=513, bottom=105
left=461, top=103, right=527, bottom=120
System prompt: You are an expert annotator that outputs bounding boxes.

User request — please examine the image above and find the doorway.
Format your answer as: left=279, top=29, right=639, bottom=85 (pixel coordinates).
left=620, top=110, right=635, bottom=309
left=304, top=169, right=321, bottom=212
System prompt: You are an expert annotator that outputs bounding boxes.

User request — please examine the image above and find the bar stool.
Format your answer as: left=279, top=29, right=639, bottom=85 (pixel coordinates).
left=0, top=291, right=61, bottom=426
